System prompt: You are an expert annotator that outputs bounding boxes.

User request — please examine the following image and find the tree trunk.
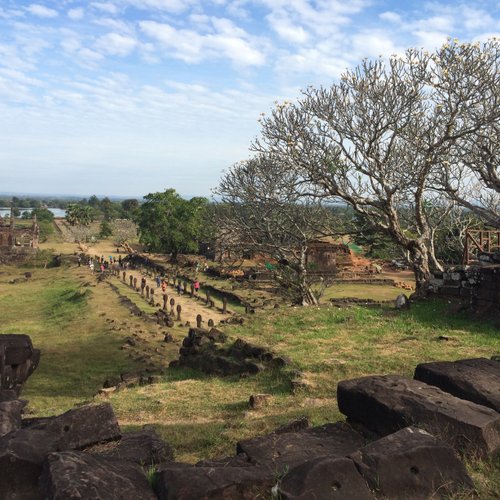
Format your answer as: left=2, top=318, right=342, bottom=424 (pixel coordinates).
left=428, top=231, right=444, bottom=272
left=408, top=242, right=431, bottom=298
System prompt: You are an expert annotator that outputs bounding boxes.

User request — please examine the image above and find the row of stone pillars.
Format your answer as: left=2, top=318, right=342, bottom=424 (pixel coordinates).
left=121, top=270, right=229, bottom=314
left=120, top=270, right=222, bottom=326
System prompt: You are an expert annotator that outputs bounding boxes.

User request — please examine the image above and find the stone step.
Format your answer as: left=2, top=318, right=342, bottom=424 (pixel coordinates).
left=337, top=375, right=500, bottom=458
left=414, top=358, right=500, bottom=412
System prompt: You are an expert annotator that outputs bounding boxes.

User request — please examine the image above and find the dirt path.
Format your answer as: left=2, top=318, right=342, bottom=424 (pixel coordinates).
left=111, top=267, right=232, bottom=327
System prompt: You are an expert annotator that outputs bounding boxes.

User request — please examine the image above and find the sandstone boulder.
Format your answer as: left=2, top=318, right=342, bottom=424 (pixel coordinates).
left=350, top=426, right=474, bottom=499
left=154, top=463, right=274, bottom=500
left=87, top=428, right=173, bottom=465
left=0, top=428, right=60, bottom=499
left=236, top=422, right=365, bottom=472
left=414, top=358, right=500, bottom=412
left=41, top=451, right=156, bottom=500
left=34, top=403, right=121, bottom=450
left=0, top=334, right=41, bottom=395
left=337, top=375, right=500, bottom=458
left=278, top=456, right=373, bottom=500
left=0, top=399, right=26, bottom=437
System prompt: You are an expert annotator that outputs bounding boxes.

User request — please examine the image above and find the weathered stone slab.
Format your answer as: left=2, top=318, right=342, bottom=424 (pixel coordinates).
left=0, top=399, right=26, bottom=437
left=41, top=403, right=121, bottom=450
left=414, top=358, right=500, bottom=412
left=337, top=375, right=500, bottom=458
left=236, top=422, right=365, bottom=472
left=87, top=428, right=173, bottom=465
left=350, top=426, right=474, bottom=499
left=0, top=334, right=40, bottom=395
left=41, top=451, right=156, bottom=500
left=278, top=456, right=373, bottom=500
left=155, top=464, right=274, bottom=500
left=0, top=428, right=60, bottom=499
left=195, top=453, right=252, bottom=467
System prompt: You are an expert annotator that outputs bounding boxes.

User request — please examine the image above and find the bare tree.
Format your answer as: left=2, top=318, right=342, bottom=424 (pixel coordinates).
left=215, top=155, right=337, bottom=305
left=253, top=40, right=500, bottom=296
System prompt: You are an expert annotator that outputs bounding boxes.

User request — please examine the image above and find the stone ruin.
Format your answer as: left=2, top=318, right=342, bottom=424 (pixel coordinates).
left=1, top=333, right=499, bottom=499
left=169, top=328, right=290, bottom=376
left=0, top=216, right=39, bottom=264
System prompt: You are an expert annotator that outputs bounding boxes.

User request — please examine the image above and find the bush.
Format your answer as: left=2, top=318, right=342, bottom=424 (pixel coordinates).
left=99, top=221, right=113, bottom=238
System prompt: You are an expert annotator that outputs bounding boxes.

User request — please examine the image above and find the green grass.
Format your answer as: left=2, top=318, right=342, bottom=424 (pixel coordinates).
left=0, top=265, right=145, bottom=414
left=320, top=283, right=406, bottom=301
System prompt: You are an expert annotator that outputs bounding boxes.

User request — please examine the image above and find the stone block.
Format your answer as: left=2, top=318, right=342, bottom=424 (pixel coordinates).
left=236, top=422, right=364, bottom=472
left=278, top=456, right=372, bottom=500
left=337, top=375, right=500, bottom=458
left=41, top=451, right=156, bottom=500
left=414, top=358, right=500, bottom=413
left=154, top=463, right=275, bottom=500
left=350, top=426, right=474, bottom=499
left=41, top=403, right=121, bottom=450
left=0, top=399, right=26, bottom=437
left=0, top=428, right=60, bottom=499
left=86, top=428, right=173, bottom=465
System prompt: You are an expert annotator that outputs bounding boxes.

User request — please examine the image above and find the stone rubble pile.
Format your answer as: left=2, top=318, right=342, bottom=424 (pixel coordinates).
left=1, top=334, right=499, bottom=499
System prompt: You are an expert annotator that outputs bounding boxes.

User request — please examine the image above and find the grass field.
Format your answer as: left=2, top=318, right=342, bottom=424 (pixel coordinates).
left=0, top=255, right=499, bottom=496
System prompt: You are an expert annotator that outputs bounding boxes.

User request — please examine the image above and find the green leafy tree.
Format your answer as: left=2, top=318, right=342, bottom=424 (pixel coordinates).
left=99, top=220, right=113, bottom=238
left=66, top=204, right=93, bottom=226
left=31, top=207, right=55, bottom=222
left=121, top=199, right=140, bottom=219
left=135, top=189, right=208, bottom=258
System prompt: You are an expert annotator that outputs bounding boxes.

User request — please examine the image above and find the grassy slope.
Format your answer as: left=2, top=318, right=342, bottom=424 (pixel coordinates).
left=0, top=259, right=498, bottom=495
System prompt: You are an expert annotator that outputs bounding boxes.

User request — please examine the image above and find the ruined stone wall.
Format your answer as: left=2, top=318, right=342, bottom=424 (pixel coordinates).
left=430, top=265, right=500, bottom=314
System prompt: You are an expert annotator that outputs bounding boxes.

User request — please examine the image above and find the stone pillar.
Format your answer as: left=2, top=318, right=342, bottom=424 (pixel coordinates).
left=122, top=271, right=126, bottom=282
left=208, top=319, right=214, bottom=328
left=170, top=298, right=175, bottom=316
left=163, top=293, right=168, bottom=310
left=146, top=285, right=150, bottom=299
left=196, top=314, right=202, bottom=328
left=176, top=304, right=182, bottom=321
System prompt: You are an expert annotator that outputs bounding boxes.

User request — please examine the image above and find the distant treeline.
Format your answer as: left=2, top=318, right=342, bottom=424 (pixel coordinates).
left=3, top=195, right=141, bottom=221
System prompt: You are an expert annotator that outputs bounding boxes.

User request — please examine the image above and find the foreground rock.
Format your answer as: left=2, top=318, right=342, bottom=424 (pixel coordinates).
left=0, top=334, right=40, bottom=395
left=87, top=428, right=174, bottom=465
left=0, top=399, right=26, bottom=437
left=350, top=426, right=474, bottom=499
left=0, top=428, right=60, bottom=499
left=41, top=451, right=156, bottom=500
left=337, top=375, right=500, bottom=458
left=278, top=456, right=373, bottom=500
left=154, top=463, right=275, bottom=500
left=237, top=422, right=365, bottom=472
left=32, top=402, right=121, bottom=450
left=414, top=358, right=500, bottom=412
left=278, top=426, right=475, bottom=500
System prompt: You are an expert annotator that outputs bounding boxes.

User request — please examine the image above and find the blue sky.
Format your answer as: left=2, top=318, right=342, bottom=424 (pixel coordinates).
left=0, top=0, right=499, bottom=198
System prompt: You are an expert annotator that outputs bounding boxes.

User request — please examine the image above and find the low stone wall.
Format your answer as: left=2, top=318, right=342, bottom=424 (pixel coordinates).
left=430, top=265, right=500, bottom=314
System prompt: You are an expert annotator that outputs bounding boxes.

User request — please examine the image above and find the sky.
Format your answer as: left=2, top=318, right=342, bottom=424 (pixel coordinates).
left=0, top=1, right=499, bottom=199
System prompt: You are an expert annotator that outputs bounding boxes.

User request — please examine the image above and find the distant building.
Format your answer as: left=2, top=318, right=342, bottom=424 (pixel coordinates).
left=0, top=214, right=39, bottom=250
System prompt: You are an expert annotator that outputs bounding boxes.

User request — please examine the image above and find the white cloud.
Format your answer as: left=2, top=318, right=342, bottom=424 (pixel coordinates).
left=68, top=8, right=84, bottom=20
left=121, top=0, right=196, bottom=13
left=139, top=19, right=266, bottom=66
left=26, top=4, right=59, bottom=18
left=266, top=13, right=309, bottom=44
left=379, top=11, right=402, bottom=24
left=96, top=33, right=138, bottom=56
left=91, top=2, right=119, bottom=15
left=351, top=30, right=400, bottom=59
